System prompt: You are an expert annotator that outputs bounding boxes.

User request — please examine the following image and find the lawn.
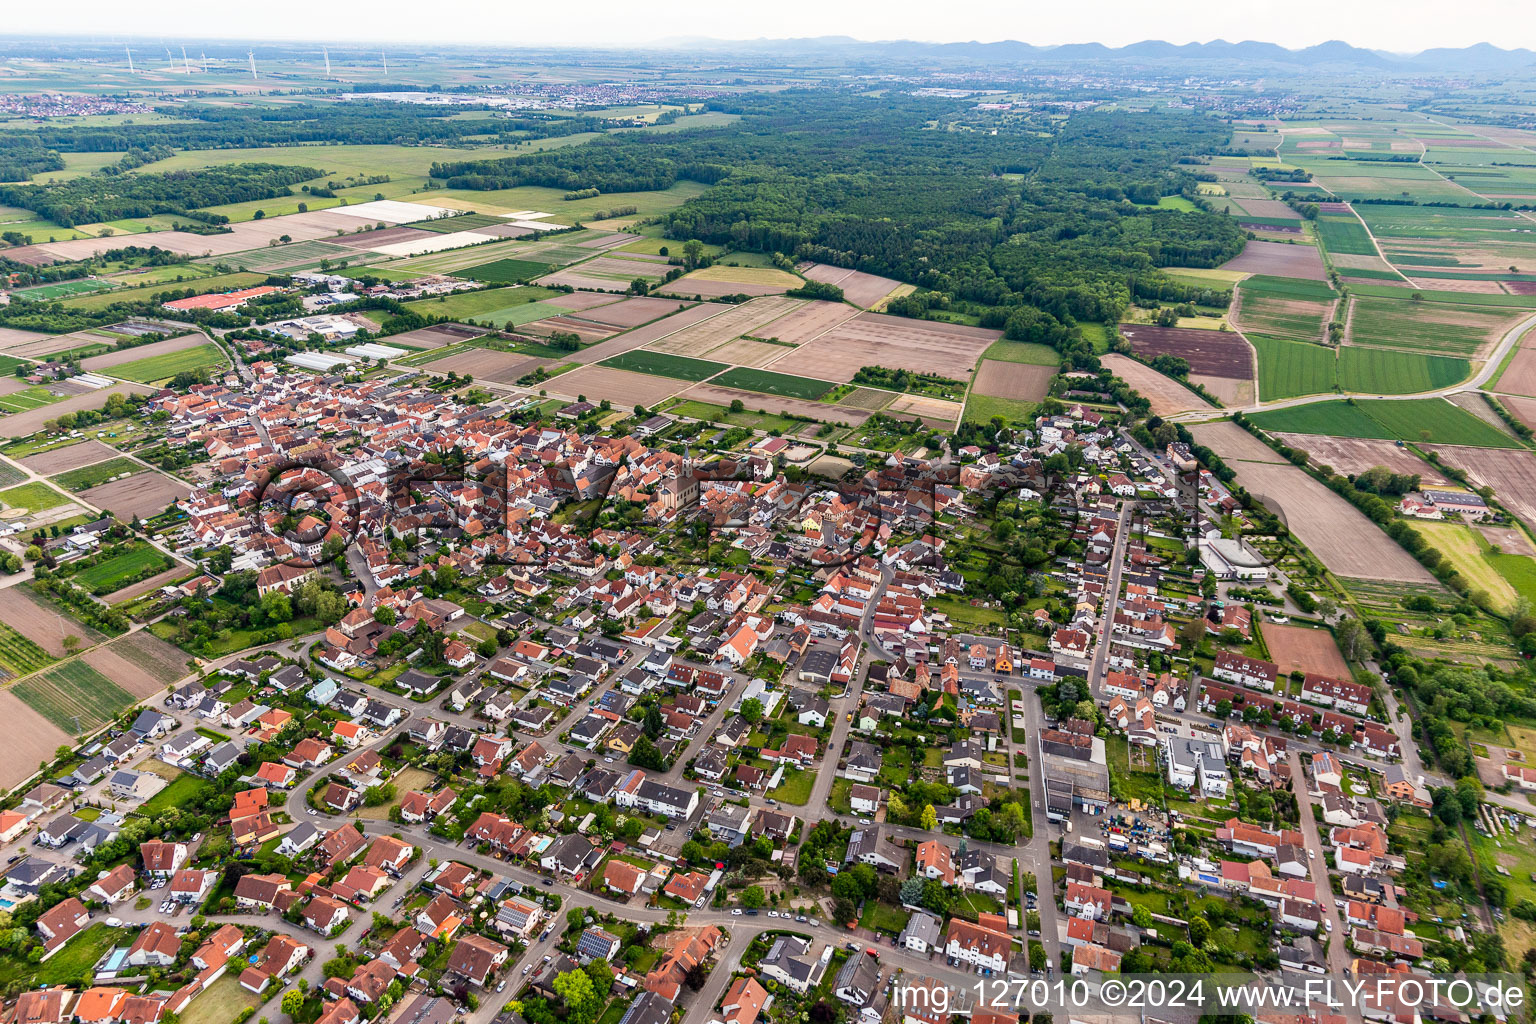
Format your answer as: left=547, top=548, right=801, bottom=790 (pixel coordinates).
left=52, top=456, right=142, bottom=491
left=929, top=596, right=1007, bottom=630
left=963, top=393, right=1037, bottom=426
left=0, top=923, right=118, bottom=989
left=0, top=480, right=70, bottom=512
left=108, top=343, right=227, bottom=384
left=859, top=902, right=911, bottom=935
left=770, top=768, right=814, bottom=805
left=13, top=660, right=137, bottom=734
left=460, top=258, right=550, bottom=284
left=178, top=975, right=265, bottom=1024
left=599, top=351, right=726, bottom=382
left=711, top=367, right=833, bottom=400
left=71, top=546, right=173, bottom=594
left=139, top=771, right=214, bottom=816
left=10, top=278, right=115, bottom=302
left=982, top=339, right=1061, bottom=366
left=0, top=386, right=66, bottom=414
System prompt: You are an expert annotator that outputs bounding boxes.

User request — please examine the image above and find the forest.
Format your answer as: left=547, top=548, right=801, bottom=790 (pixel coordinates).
left=433, top=91, right=1245, bottom=339
left=0, top=162, right=322, bottom=226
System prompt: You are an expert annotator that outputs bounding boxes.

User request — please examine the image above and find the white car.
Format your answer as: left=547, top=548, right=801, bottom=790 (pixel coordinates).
left=731, top=909, right=742, bottom=916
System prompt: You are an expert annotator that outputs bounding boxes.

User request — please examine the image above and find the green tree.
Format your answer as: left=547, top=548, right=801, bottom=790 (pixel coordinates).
left=740, top=886, right=766, bottom=908
left=920, top=804, right=938, bottom=831
left=281, top=990, right=305, bottom=1019
left=740, top=697, right=764, bottom=724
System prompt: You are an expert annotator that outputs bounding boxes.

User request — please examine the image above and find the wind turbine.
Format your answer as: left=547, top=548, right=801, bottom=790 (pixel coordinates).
left=382, top=51, right=388, bottom=77
left=165, top=48, right=175, bottom=72
left=125, top=46, right=135, bottom=74
left=323, top=46, right=332, bottom=79
left=248, top=50, right=258, bottom=81
left=201, top=53, right=209, bottom=74
left=182, top=46, right=191, bottom=74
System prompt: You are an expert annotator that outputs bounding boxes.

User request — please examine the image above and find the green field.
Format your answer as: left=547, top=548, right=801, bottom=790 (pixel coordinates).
left=1249, top=397, right=1522, bottom=448
left=982, top=339, right=1062, bottom=365
left=1347, top=283, right=1536, bottom=308
left=1335, top=346, right=1470, bottom=394
left=0, top=481, right=70, bottom=512
left=71, top=545, right=172, bottom=594
left=52, top=456, right=142, bottom=492
left=1241, top=275, right=1338, bottom=302
left=1238, top=276, right=1336, bottom=339
left=1314, top=213, right=1376, bottom=256
left=0, top=356, right=29, bottom=376
left=11, top=278, right=115, bottom=302
left=711, top=367, right=833, bottom=399
left=13, top=660, right=137, bottom=734
left=0, top=621, right=54, bottom=680
left=0, top=386, right=65, bottom=414
left=408, top=212, right=505, bottom=233
left=963, top=393, right=1038, bottom=426
left=60, top=271, right=270, bottom=312
left=460, top=258, right=549, bottom=285
left=221, top=242, right=359, bottom=275
left=599, top=351, right=727, bottom=381
left=1348, top=293, right=1525, bottom=358
left=401, top=285, right=561, bottom=323
left=109, top=343, right=227, bottom=384
left=1249, top=334, right=1337, bottom=400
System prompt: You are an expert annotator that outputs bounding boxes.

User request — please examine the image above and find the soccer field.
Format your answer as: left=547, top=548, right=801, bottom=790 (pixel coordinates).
left=11, top=278, right=114, bottom=302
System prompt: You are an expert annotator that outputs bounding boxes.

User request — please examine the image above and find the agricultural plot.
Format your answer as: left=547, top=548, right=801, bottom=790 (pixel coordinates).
left=414, top=349, right=548, bottom=385
left=888, top=394, right=964, bottom=426
left=711, top=367, right=833, bottom=400
left=1269, top=434, right=1445, bottom=484
left=409, top=212, right=507, bottom=233
left=571, top=296, right=680, bottom=328
left=1356, top=203, right=1536, bottom=272
left=705, top=339, right=794, bottom=367
left=750, top=300, right=859, bottom=347
left=769, top=313, right=999, bottom=383
left=1313, top=213, right=1377, bottom=256
left=0, top=481, right=69, bottom=512
left=1347, top=293, right=1525, bottom=358
left=1234, top=276, right=1336, bottom=341
left=796, top=262, right=902, bottom=308
left=460, top=258, right=549, bottom=284
left=574, top=303, right=732, bottom=363
left=106, top=343, right=227, bottom=384
left=1118, top=324, right=1255, bottom=378
left=0, top=387, right=64, bottom=414
left=1217, top=456, right=1435, bottom=583
left=663, top=266, right=803, bottom=298
left=1421, top=446, right=1536, bottom=532
left=1247, top=334, right=1336, bottom=401
left=1335, top=346, right=1470, bottom=394
left=51, top=456, right=141, bottom=491
left=681, top=383, right=877, bottom=426
left=0, top=621, right=53, bottom=682
left=1249, top=398, right=1521, bottom=448
left=78, top=470, right=190, bottom=520
left=0, top=691, right=72, bottom=792
left=1099, top=354, right=1212, bottom=416
left=1411, top=521, right=1526, bottom=615
left=1263, top=622, right=1351, bottom=678
left=82, top=631, right=188, bottom=698
left=1218, top=240, right=1327, bottom=280
left=223, top=240, right=358, bottom=273
left=386, top=323, right=487, bottom=350
left=13, top=660, right=138, bottom=735
left=71, top=546, right=174, bottom=595
left=0, top=588, right=101, bottom=656
left=535, top=254, right=668, bottom=290
left=598, top=351, right=727, bottom=382
left=970, top=361, right=1053, bottom=402
left=647, top=296, right=803, bottom=357
left=81, top=333, right=206, bottom=373
left=548, top=365, right=689, bottom=407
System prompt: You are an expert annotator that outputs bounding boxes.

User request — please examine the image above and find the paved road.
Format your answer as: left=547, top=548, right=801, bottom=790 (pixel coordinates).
left=1286, top=749, right=1360, bottom=1024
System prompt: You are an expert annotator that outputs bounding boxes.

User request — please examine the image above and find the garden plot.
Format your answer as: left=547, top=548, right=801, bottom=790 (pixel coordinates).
left=576, top=232, right=636, bottom=250
left=971, top=361, right=1053, bottom=401
left=1349, top=294, right=1528, bottom=358
left=796, top=262, right=902, bottom=308
left=1191, top=376, right=1254, bottom=406
left=548, top=365, right=689, bottom=407
left=1119, top=324, right=1257, bottom=378
left=549, top=291, right=627, bottom=313
left=1188, top=420, right=1288, bottom=463
left=78, top=470, right=190, bottom=521
left=769, top=313, right=998, bottom=383
left=1218, top=240, right=1328, bottom=280
left=1232, top=199, right=1302, bottom=220
left=0, top=384, right=149, bottom=437
left=648, top=297, right=804, bottom=356
left=575, top=304, right=732, bottom=363
left=1099, top=355, right=1213, bottom=417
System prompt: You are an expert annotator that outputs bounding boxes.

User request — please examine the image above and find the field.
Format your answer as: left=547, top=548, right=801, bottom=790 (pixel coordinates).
left=81, top=631, right=189, bottom=698
left=1188, top=420, right=1288, bottom=463
left=1269, top=433, right=1445, bottom=484
left=647, top=296, right=803, bottom=357
left=549, top=365, right=690, bottom=407
left=574, top=296, right=684, bottom=328
left=10, top=278, right=115, bottom=302
left=385, top=323, right=488, bottom=350
left=1492, top=336, right=1536, bottom=398
left=70, top=545, right=173, bottom=595
left=598, top=351, right=727, bottom=381
left=970, top=360, right=1053, bottom=401
left=1411, top=521, right=1528, bottom=614
left=1263, top=622, right=1351, bottom=678
left=574, top=303, right=731, bottom=363
left=1423, top=446, right=1536, bottom=532
left=745, top=300, right=858, bottom=346
left=78, top=333, right=206, bottom=373
left=1249, top=398, right=1521, bottom=448
left=1314, top=213, right=1377, bottom=256
left=460, top=258, right=550, bottom=284
left=78, top=469, right=190, bottom=520
left=52, top=456, right=141, bottom=491
left=535, top=254, right=669, bottom=290
left=1348, top=293, right=1525, bottom=358
left=0, top=481, right=69, bottom=512
left=1335, top=346, right=1471, bottom=394
left=665, top=265, right=803, bottom=297
left=1100, top=354, right=1212, bottom=416
left=1234, top=276, right=1336, bottom=341
left=680, top=383, right=877, bottom=426
left=797, top=262, right=902, bottom=307
left=962, top=394, right=1039, bottom=426
left=982, top=339, right=1061, bottom=366
left=1219, top=240, right=1327, bottom=280
left=1118, top=324, right=1255, bottom=378
left=0, top=620, right=53, bottom=682
left=1216, top=457, right=1435, bottom=583
left=0, top=588, right=101, bottom=656
left=711, top=367, right=833, bottom=400
left=769, top=313, right=999, bottom=383
left=0, top=386, right=64, bottom=414
left=0, top=690, right=72, bottom=792
left=13, top=659, right=138, bottom=735
left=0, top=383, right=149, bottom=437
left=419, top=348, right=548, bottom=385
left=1356, top=203, right=1536, bottom=272
left=401, top=285, right=560, bottom=321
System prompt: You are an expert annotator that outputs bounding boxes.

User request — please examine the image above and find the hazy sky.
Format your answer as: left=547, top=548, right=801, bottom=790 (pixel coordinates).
left=8, top=0, right=1530, bottom=53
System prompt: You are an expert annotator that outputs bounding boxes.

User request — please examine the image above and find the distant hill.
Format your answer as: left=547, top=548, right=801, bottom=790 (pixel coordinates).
left=644, top=35, right=1536, bottom=73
